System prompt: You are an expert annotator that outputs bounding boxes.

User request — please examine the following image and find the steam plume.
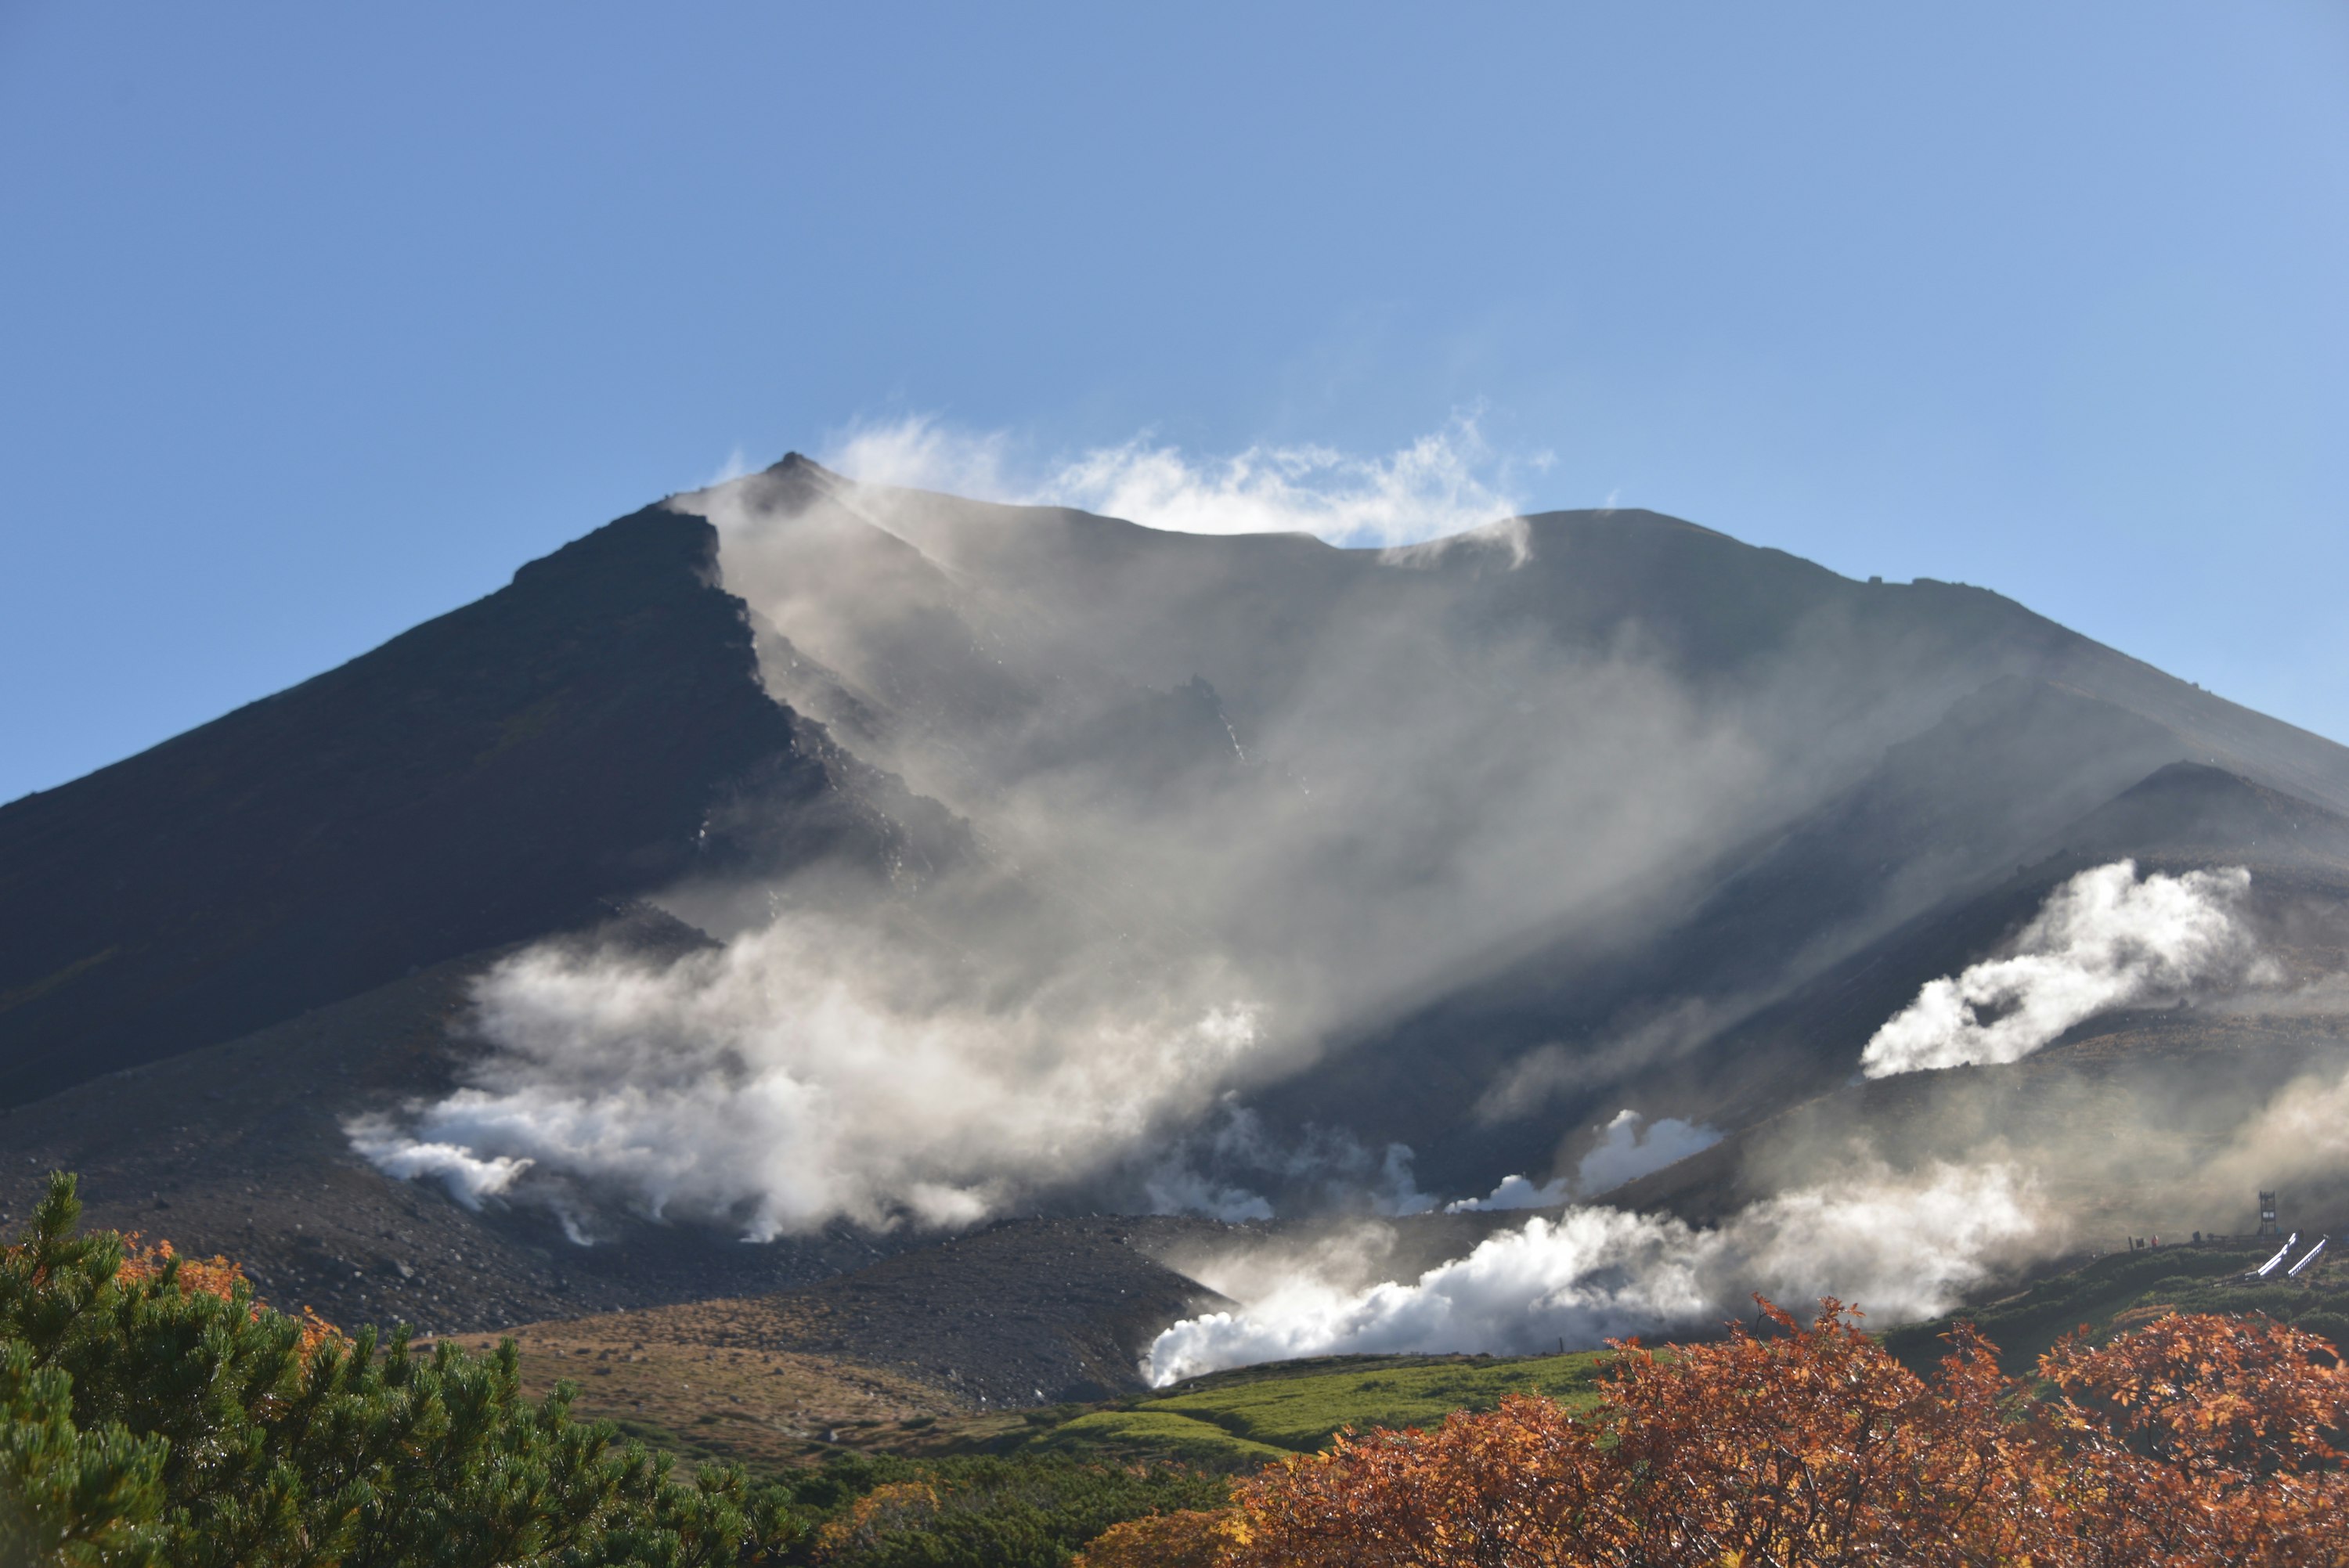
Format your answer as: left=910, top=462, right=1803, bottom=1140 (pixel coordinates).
left=1861, top=860, right=2271, bottom=1079
left=359, top=913, right=1265, bottom=1238
left=342, top=1119, right=532, bottom=1208
left=1145, top=1161, right=2048, bottom=1383
left=1445, top=1109, right=1721, bottom=1210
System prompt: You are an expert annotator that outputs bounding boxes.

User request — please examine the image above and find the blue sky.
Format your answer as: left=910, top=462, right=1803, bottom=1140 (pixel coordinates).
left=3, top=3, right=2345, bottom=801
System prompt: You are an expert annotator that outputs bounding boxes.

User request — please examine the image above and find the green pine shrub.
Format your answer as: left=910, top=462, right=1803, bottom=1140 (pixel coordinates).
left=781, top=1452, right=1228, bottom=1568
left=0, top=1172, right=802, bottom=1566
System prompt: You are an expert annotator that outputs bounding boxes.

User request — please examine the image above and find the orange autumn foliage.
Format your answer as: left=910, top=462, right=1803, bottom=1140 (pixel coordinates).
left=110, top=1235, right=248, bottom=1300
left=816, top=1480, right=947, bottom=1558
left=1077, top=1508, right=1252, bottom=1568
left=1078, top=1300, right=2349, bottom=1568
left=2030, top=1311, right=2349, bottom=1568
left=107, top=1233, right=347, bottom=1361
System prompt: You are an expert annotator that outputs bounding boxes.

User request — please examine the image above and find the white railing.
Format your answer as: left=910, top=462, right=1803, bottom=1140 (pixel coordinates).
left=2246, top=1233, right=2300, bottom=1281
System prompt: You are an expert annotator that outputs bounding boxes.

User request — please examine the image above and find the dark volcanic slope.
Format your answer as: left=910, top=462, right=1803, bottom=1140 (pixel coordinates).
left=0, top=939, right=936, bottom=1335
left=528, top=1217, right=1241, bottom=1408
left=1611, top=1010, right=2349, bottom=1237
left=1602, top=765, right=2349, bottom=1227
left=1276, top=701, right=2349, bottom=1199
left=1685, top=763, right=2349, bottom=1121
left=478, top=1207, right=1547, bottom=1411
left=0, top=507, right=909, bottom=1105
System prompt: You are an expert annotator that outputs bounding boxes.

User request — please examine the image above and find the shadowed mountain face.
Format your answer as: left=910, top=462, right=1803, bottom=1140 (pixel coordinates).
left=4, top=455, right=2348, bottom=1373
left=1607, top=766, right=2349, bottom=1235
left=1273, top=688, right=2335, bottom=1196
left=0, top=506, right=926, bottom=1106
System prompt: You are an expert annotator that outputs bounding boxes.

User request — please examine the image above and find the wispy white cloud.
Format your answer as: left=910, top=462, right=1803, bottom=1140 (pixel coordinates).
left=703, top=445, right=756, bottom=488
left=817, top=412, right=1540, bottom=549
left=821, top=418, right=1014, bottom=500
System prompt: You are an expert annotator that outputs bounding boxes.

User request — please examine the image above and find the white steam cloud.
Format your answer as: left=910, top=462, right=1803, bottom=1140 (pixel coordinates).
left=1860, top=860, right=2273, bottom=1079
left=2205, top=1058, right=2349, bottom=1195
left=1445, top=1109, right=1722, bottom=1211
left=1145, top=1161, right=2048, bottom=1383
left=1579, top=1108, right=1722, bottom=1195
left=1143, top=1112, right=1441, bottom=1223
left=345, top=439, right=1943, bottom=1237
left=1445, top=1173, right=1573, bottom=1214
left=343, top=1118, right=533, bottom=1209
left=360, top=915, right=1265, bottom=1239
left=823, top=412, right=1537, bottom=550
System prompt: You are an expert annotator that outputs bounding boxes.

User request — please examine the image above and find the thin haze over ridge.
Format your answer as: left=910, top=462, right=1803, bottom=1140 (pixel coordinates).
left=816, top=413, right=1546, bottom=551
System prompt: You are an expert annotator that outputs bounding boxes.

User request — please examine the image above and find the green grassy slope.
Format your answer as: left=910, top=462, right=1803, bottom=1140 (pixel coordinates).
left=1005, top=1350, right=1613, bottom=1469
left=1141, top=1350, right=1613, bottom=1448
left=1884, top=1237, right=2349, bottom=1376
left=1032, top=1410, right=1294, bottom=1468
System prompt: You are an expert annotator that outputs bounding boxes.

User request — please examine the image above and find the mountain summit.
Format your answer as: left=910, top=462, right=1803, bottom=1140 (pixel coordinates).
left=2, top=463, right=2344, bottom=1352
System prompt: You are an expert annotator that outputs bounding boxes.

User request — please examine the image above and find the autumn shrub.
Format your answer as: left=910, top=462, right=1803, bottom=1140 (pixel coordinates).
left=0, top=1171, right=801, bottom=1566
left=2286, top=1309, right=2349, bottom=1357
left=1066, top=1508, right=1243, bottom=1568
left=782, top=1451, right=1229, bottom=1568
left=1077, top=1298, right=2349, bottom=1568
left=2030, top=1310, right=2349, bottom=1566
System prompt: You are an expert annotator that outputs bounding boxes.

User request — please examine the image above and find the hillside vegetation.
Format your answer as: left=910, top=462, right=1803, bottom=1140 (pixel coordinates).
left=1077, top=1299, right=2349, bottom=1568
left=7, top=1173, right=2347, bottom=1567
left=1030, top=1353, right=1613, bottom=1471
left=0, top=1173, right=800, bottom=1566
left=1885, top=1235, right=2349, bottom=1375
left=0, top=1175, right=1227, bottom=1567
left=538, top=1347, right=1616, bottom=1478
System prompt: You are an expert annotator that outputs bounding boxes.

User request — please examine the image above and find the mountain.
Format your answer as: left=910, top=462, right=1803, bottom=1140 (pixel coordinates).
left=0, top=504, right=951, bottom=1105
left=3, top=453, right=2345, bottom=1397
left=1606, top=762, right=2349, bottom=1231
